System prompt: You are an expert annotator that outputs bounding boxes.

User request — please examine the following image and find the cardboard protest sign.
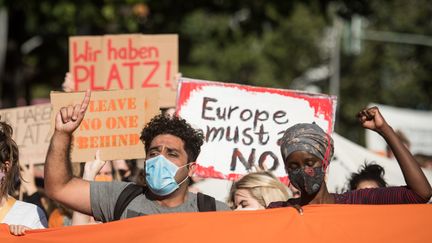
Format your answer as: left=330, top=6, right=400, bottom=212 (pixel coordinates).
left=177, top=78, right=337, bottom=182
left=0, top=104, right=52, bottom=164
left=50, top=89, right=159, bottom=162
left=69, top=34, right=178, bottom=107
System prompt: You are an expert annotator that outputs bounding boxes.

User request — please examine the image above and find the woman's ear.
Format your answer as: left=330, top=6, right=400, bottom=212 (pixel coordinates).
left=2, top=160, right=11, bottom=172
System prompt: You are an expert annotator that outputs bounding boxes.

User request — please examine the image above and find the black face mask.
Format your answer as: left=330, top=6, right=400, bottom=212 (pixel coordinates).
left=288, top=166, right=325, bottom=195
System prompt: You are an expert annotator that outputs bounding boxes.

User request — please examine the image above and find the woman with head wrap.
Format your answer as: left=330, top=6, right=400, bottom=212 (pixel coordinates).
left=269, top=107, right=432, bottom=207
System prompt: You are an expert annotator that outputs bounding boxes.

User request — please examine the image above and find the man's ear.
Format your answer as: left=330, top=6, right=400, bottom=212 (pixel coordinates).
left=188, top=162, right=197, bottom=177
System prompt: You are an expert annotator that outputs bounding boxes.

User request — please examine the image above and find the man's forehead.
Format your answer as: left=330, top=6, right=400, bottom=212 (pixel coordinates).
left=149, top=145, right=181, bottom=151
left=149, top=134, right=185, bottom=151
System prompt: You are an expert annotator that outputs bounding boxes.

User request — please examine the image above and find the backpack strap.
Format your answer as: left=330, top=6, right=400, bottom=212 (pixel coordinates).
left=113, top=184, right=145, bottom=221
left=197, top=192, right=216, bottom=212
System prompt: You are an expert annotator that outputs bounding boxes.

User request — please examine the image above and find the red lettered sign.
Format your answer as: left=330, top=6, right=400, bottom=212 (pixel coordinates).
left=69, top=34, right=178, bottom=107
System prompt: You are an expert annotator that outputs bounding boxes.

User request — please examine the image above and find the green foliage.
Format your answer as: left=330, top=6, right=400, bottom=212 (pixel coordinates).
left=1, top=0, right=431, bottom=145
left=181, top=3, right=326, bottom=88
left=337, top=0, right=432, bottom=143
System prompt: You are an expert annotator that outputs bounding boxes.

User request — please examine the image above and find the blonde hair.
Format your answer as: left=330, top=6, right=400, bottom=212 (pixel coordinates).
left=228, top=171, right=289, bottom=209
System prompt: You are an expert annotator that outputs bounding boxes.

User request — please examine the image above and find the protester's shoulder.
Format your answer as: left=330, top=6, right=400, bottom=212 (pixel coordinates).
left=341, top=186, right=409, bottom=195
left=332, top=189, right=375, bottom=203
left=333, top=186, right=426, bottom=204
left=90, top=180, right=133, bottom=194
left=370, top=186, right=429, bottom=202
left=267, top=198, right=301, bottom=208
left=187, top=192, right=231, bottom=211
left=215, top=199, right=231, bottom=211
left=5, top=200, right=47, bottom=228
left=12, top=200, right=42, bottom=214
left=197, top=192, right=231, bottom=211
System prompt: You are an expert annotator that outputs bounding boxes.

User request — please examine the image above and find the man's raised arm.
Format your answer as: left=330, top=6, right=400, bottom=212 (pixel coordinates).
left=45, top=90, right=93, bottom=215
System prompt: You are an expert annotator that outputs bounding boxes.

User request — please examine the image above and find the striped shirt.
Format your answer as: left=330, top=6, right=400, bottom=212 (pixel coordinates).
left=267, top=186, right=428, bottom=208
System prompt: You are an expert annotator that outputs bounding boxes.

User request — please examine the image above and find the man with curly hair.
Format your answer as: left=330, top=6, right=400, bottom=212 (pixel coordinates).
left=44, top=91, right=230, bottom=222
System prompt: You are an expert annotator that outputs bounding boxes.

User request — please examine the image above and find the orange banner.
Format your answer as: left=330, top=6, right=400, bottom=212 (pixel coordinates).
left=0, top=204, right=430, bottom=243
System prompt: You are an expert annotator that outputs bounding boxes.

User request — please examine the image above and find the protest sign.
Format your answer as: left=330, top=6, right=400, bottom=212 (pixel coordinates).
left=0, top=104, right=52, bottom=164
left=69, top=34, right=178, bottom=107
left=177, top=78, right=337, bottom=182
left=50, top=89, right=159, bottom=162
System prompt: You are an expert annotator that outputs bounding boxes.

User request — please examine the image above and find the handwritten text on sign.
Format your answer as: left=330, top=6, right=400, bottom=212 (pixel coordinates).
left=0, top=104, right=52, bottom=164
left=177, top=78, right=337, bottom=181
left=69, top=34, right=178, bottom=107
left=51, top=89, right=159, bottom=162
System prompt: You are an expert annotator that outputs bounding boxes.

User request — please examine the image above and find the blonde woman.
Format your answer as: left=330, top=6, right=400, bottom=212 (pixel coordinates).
left=228, top=171, right=289, bottom=210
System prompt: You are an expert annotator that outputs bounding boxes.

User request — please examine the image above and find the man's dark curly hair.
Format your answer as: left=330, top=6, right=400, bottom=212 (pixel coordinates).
left=140, top=114, right=204, bottom=163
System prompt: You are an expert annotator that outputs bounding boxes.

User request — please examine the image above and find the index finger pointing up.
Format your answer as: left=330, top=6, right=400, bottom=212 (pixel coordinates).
left=80, top=89, right=92, bottom=113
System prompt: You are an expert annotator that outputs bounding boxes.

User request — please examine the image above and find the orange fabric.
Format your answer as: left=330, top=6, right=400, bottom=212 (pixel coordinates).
left=0, top=204, right=431, bottom=243
left=48, top=209, right=64, bottom=228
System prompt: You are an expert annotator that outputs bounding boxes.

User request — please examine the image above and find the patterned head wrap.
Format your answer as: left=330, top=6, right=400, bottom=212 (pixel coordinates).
left=280, top=123, right=334, bottom=170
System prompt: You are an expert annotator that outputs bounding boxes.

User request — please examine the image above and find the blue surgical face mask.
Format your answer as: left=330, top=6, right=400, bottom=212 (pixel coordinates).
left=145, top=155, right=190, bottom=196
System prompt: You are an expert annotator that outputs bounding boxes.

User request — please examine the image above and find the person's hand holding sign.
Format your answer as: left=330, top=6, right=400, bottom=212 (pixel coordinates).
left=55, top=90, right=91, bottom=135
